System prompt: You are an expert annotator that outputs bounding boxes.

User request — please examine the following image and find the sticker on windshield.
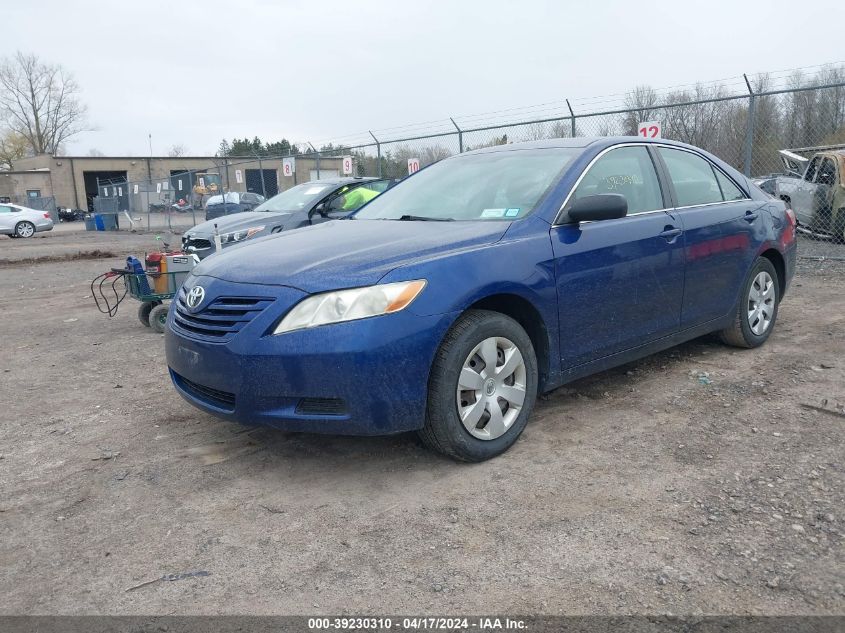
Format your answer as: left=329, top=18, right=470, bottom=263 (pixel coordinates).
left=480, top=208, right=506, bottom=218
left=304, top=186, right=327, bottom=195
left=505, top=208, right=521, bottom=217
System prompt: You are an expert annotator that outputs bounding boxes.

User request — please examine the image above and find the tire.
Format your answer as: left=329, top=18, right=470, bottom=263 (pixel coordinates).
left=14, top=221, right=35, bottom=238
left=137, top=301, right=161, bottom=327
left=718, top=257, right=780, bottom=349
left=832, top=209, right=845, bottom=245
left=148, top=303, right=170, bottom=334
left=418, top=309, right=538, bottom=462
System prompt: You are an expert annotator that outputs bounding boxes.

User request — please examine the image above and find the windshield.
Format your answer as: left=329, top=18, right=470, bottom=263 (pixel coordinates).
left=354, top=148, right=579, bottom=221
left=254, top=182, right=334, bottom=212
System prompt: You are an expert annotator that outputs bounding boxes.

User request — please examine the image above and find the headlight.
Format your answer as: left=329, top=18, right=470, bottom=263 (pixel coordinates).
left=273, top=280, right=426, bottom=334
left=220, top=225, right=265, bottom=244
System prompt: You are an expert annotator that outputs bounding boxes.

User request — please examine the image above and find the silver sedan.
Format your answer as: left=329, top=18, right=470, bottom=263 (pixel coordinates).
left=0, top=203, right=54, bottom=238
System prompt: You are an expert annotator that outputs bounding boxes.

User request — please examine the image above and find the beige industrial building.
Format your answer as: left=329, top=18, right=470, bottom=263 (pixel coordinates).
left=1, top=154, right=344, bottom=211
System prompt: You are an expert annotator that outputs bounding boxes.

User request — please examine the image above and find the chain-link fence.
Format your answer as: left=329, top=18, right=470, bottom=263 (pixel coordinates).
left=78, top=66, right=845, bottom=257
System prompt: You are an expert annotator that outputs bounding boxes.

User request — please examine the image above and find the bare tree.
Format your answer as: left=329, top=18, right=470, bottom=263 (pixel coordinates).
left=622, top=85, right=660, bottom=135
left=0, top=52, right=88, bottom=155
left=0, top=129, right=29, bottom=169
left=168, top=144, right=188, bottom=157
left=86, top=148, right=105, bottom=157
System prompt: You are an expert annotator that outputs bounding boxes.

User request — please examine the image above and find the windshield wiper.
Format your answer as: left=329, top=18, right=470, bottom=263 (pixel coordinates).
left=397, top=214, right=454, bottom=222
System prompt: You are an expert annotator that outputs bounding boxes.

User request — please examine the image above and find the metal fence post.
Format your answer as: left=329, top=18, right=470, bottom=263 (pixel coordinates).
left=450, top=117, right=463, bottom=153
left=369, top=131, right=382, bottom=177
left=307, top=143, right=320, bottom=179
left=255, top=152, right=267, bottom=197
left=566, top=100, right=576, bottom=137
left=743, top=74, right=756, bottom=177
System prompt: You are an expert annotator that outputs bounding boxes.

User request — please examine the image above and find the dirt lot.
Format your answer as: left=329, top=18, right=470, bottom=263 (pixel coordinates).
left=0, top=228, right=843, bottom=615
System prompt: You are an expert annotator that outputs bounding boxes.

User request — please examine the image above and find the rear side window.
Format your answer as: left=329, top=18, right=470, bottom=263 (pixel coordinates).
left=659, top=148, right=723, bottom=207
left=714, top=170, right=746, bottom=201
left=570, top=146, right=663, bottom=215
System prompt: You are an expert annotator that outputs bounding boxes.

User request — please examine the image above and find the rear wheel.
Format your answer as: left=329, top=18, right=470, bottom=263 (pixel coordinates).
left=137, top=301, right=161, bottom=327
left=148, top=303, right=170, bottom=334
left=832, top=209, right=845, bottom=244
left=15, top=221, right=35, bottom=238
left=418, top=310, right=538, bottom=462
left=718, top=257, right=780, bottom=348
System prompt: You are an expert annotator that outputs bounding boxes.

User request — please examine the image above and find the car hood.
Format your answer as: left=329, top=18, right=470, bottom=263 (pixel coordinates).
left=187, top=211, right=293, bottom=236
left=192, top=219, right=510, bottom=293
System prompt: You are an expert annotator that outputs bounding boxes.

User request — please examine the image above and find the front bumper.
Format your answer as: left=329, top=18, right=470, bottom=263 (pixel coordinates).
left=165, top=277, right=457, bottom=435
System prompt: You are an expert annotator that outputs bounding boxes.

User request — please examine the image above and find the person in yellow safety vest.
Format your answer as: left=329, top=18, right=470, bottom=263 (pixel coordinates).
left=340, top=185, right=380, bottom=210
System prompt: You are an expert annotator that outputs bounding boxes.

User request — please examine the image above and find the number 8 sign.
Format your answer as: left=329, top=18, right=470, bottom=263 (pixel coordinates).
left=637, top=121, right=662, bottom=139
left=282, top=157, right=295, bottom=177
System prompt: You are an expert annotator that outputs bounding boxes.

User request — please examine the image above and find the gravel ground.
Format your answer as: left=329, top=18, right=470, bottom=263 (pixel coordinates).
left=0, top=233, right=843, bottom=616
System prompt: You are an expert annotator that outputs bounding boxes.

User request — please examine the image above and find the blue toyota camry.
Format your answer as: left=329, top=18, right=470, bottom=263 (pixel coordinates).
left=166, top=137, right=797, bottom=461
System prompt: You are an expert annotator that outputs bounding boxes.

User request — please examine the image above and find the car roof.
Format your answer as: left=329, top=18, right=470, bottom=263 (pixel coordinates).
left=308, top=176, right=380, bottom=185
left=461, top=136, right=701, bottom=155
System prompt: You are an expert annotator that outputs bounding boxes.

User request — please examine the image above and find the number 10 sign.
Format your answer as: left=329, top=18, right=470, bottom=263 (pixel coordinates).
left=637, top=121, right=662, bottom=139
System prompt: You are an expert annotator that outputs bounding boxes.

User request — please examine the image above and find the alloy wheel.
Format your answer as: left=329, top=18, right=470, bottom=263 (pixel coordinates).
left=16, top=222, right=34, bottom=238
left=456, top=336, right=527, bottom=440
left=747, top=271, right=775, bottom=336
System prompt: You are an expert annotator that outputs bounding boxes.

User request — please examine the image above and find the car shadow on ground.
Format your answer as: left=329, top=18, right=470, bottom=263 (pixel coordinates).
left=179, top=335, right=722, bottom=474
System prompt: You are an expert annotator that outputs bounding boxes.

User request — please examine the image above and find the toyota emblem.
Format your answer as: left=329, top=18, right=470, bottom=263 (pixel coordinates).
left=186, top=285, right=205, bottom=310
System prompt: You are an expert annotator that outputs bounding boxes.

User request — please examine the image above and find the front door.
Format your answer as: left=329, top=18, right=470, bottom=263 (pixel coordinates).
left=550, top=145, right=685, bottom=369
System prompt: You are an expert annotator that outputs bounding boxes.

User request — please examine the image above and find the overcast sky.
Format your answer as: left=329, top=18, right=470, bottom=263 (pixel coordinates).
left=4, top=0, right=844, bottom=156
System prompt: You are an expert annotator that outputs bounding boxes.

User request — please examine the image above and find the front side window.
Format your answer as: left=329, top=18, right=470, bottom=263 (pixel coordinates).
left=817, top=158, right=837, bottom=185
left=355, top=149, right=579, bottom=221
left=659, top=148, right=723, bottom=207
left=325, top=181, right=390, bottom=213
left=568, top=146, right=663, bottom=215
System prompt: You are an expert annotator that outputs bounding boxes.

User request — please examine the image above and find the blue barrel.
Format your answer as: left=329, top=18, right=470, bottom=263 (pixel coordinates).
left=94, top=214, right=105, bottom=230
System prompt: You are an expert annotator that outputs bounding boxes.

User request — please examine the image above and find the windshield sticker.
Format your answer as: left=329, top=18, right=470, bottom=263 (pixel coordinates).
left=480, top=208, right=506, bottom=218
left=304, top=186, right=327, bottom=195
left=505, top=208, right=521, bottom=217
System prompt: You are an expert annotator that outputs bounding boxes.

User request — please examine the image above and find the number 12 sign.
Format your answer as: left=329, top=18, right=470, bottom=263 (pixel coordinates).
left=638, top=121, right=662, bottom=139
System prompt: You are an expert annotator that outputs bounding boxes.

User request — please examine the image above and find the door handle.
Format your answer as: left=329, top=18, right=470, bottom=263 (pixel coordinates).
left=659, top=226, right=683, bottom=241
left=744, top=211, right=759, bottom=222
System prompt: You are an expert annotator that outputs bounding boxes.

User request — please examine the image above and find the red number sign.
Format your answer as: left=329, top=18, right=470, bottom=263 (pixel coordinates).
left=637, top=121, right=661, bottom=138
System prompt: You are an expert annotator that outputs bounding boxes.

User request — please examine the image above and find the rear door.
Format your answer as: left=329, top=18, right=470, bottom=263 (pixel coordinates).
left=550, top=144, right=685, bottom=369
left=656, top=146, right=764, bottom=329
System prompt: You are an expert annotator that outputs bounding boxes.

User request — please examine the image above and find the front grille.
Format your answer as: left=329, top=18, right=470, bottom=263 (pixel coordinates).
left=295, top=398, right=348, bottom=416
left=173, top=289, right=273, bottom=342
left=183, top=237, right=212, bottom=250
left=175, top=373, right=236, bottom=411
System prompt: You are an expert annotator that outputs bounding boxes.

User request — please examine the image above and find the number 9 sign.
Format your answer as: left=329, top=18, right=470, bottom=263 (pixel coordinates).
left=637, top=121, right=662, bottom=139
left=342, top=156, right=353, bottom=175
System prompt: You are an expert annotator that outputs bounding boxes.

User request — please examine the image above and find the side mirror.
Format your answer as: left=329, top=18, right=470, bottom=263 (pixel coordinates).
left=566, top=194, right=628, bottom=223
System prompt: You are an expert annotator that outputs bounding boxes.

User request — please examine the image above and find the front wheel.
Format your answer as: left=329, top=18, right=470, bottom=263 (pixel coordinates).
left=719, top=257, right=780, bottom=348
left=15, top=221, right=35, bottom=238
left=418, top=310, right=538, bottom=462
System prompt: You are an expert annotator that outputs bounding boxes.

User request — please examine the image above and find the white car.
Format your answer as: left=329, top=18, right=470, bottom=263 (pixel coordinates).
left=0, top=203, right=54, bottom=238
